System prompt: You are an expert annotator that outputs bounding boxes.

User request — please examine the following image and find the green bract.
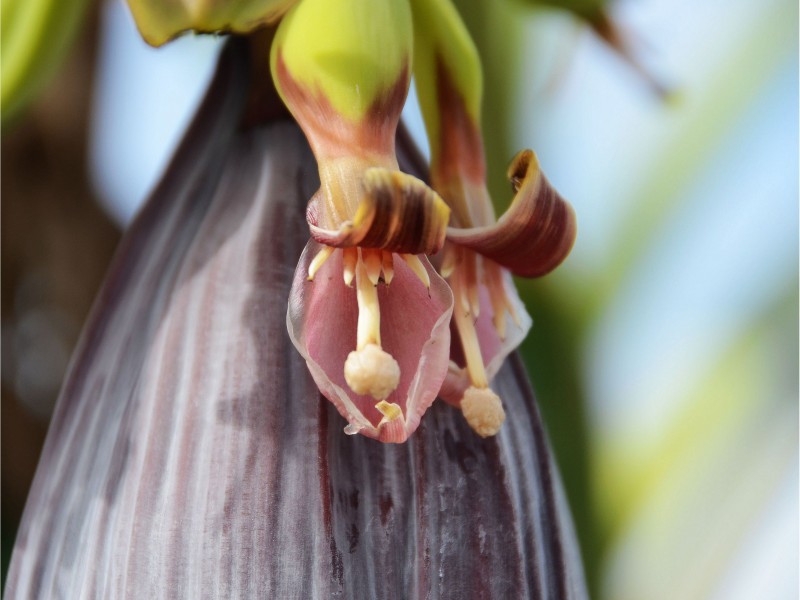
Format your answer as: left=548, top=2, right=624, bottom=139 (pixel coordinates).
left=272, top=0, right=413, bottom=122
left=127, top=0, right=297, bottom=46
left=412, top=0, right=483, bottom=159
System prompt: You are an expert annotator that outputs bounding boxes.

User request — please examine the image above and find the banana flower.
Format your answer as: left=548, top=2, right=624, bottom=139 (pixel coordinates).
left=272, top=0, right=455, bottom=442
left=412, top=0, right=577, bottom=436
left=124, top=0, right=576, bottom=443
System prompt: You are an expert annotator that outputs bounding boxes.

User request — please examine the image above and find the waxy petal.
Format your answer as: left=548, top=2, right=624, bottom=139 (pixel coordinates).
left=306, top=168, right=450, bottom=255
left=439, top=268, right=532, bottom=406
left=446, top=150, right=577, bottom=278
left=288, top=242, right=453, bottom=442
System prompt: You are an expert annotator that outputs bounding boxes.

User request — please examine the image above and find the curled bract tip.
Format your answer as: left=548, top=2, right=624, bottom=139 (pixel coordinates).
left=446, top=150, right=577, bottom=279
left=307, top=169, right=450, bottom=255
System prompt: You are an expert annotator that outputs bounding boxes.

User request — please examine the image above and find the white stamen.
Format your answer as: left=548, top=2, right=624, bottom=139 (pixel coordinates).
left=308, top=246, right=334, bottom=281
left=355, top=257, right=381, bottom=347
left=381, top=251, right=394, bottom=285
left=364, top=249, right=383, bottom=286
left=460, top=386, right=505, bottom=437
left=453, top=284, right=488, bottom=388
left=494, top=309, right=507, bottom=341
left=440, top=249, right=457, bottom=279
left=401, top=254, right=430, bottom=288
left=342, top=247, right=358, bottom=286
left=470, top=283, right=480, bottom=317
left=460, top=284, right=472, bottom=314
left=343, top=256, right=401, bottom=400
left=485, top=261, right=519, bottom=332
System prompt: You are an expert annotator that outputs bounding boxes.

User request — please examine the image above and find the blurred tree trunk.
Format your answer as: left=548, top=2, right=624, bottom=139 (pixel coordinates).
left=1, top=3, right=120, bottom=583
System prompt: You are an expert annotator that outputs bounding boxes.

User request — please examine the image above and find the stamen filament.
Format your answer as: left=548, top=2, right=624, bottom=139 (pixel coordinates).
left=460, top=269, right=472, bottom=314
left=401, top=254, right=430, bottom=288
left=355, top=257, right=381, bottom=349
left=487, top=268, right=508, bottom=340
left=343, top=253, right=401, bottom=401
left=363, top=249, right=383, bottom=286
left=493, top=299, right=507, bottom=340
left=343, top=247, right=358, bottom=286
left=484, top=260, right=521, bottom=338
left=440, top=247, right=457, bottom=279
left=448, top=255, right=508, bottom=438
left=453, top=289, right=488, bottom=388
left=464, top=252, right=480, bottom=317
left=381, top=251, right=394, bottom=285
left=509, top=302, right=521, bottom=327
left=308, top=245, right=334, bottom=280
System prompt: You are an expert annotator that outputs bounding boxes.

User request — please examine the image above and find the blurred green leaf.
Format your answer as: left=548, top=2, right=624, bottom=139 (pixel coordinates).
left=513, top=0, right=608, bottom=25
left=1, top=0, right=91, bottom=127
left=597, top=283, right=798, bottom=599
left=587, top=1, right=797, bottom=318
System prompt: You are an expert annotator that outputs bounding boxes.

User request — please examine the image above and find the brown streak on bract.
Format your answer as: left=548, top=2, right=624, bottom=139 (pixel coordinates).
left=448, top=153, right=577, bottom=278
left=433, top=55, right=486, bottom=187
left=274, top=51, right=410, bottom=159
left=309, top=171, right=447, bottom=255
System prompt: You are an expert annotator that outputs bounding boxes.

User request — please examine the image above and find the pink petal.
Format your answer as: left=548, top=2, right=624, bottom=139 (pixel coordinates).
left=439, top=269, right=532, bottom=406
left=287, top=242, right=453, bottom=442
left=446, top=150, right=576, bottom=278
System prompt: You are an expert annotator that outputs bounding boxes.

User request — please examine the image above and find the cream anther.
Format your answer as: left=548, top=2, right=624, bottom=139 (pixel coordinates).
left=461, top=386, right=505, bottom=437
left=344, top=344, right=400, bottom=400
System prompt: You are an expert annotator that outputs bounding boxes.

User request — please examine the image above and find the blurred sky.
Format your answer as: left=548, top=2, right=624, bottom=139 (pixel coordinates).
left=88, top=1, right=798, bottom=598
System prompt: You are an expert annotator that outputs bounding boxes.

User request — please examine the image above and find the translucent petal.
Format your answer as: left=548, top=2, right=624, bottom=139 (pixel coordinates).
left=287, top=241, right=453, bottom=442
